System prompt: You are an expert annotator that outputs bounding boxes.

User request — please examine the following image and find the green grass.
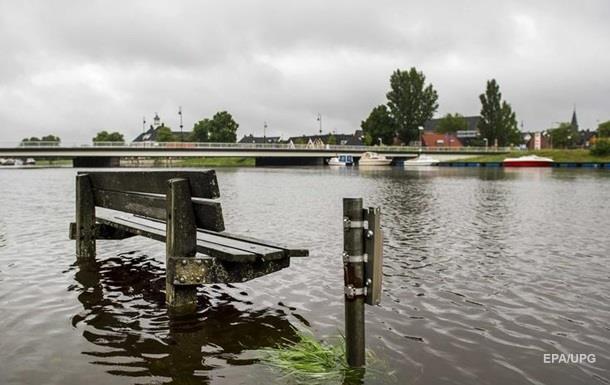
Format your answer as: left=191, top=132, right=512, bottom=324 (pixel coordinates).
left=464, top=149, right=610, bottom=163
left=175, top=157, right=255, bottom=167
left=259, top=330, right=386, bottom=384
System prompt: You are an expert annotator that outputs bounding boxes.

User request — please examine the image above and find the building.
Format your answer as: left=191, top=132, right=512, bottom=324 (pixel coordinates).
left=286, top=131, right=364, bottom=146
left=421, top=133, right=463, bottom=148
left=238, top=135, right=282, bottom=144
left=132, top=113, right=189, bottom=142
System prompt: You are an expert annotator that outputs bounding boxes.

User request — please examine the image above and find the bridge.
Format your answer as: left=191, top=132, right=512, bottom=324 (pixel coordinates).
left=0, top=141, right=510, bottom=167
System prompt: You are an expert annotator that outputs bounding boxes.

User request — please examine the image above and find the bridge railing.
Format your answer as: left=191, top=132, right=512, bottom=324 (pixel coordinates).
left=3, top=141, right=513, bottom=153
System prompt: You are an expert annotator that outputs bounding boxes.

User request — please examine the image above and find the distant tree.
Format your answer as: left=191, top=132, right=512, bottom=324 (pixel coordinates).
left=156, top=126, right=174, bottom=142
left=386, top=67, right=439, bottom=144
left=550, top=122, right=578, bottom=149
left=93, top=131, right=125, bottom=143
left=293, top=136, right=307, bottom=145
left=477, top=79, right=520, bottom=146
left=21, top=137, right=40, bottom=142
left=327, top=134, right=337, bottom=145
left=597, top=120, right=610, bottom=138
left=361, top=104, right=396, bottom=146
left=191, top=111, right=238, bottom=143
left=590, top=138, right=610, bottom=156
left=41, top=134, right=61, bottom=142
left=436, top=113, right=467, bottom=134
left=191, top=119, right=212, bottom=142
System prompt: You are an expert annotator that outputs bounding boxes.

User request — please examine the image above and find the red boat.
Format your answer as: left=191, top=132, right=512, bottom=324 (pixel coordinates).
left=503, top=155, right=554, bottom=167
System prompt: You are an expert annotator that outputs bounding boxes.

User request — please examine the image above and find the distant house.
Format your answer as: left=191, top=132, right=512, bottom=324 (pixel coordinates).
left=237, top=135, right=282, bottom=144
left=421, top=133, right=463, bottom=148
left=286, top=131, right=364, bottom=146
left=132, top=113, right=189, bottom=142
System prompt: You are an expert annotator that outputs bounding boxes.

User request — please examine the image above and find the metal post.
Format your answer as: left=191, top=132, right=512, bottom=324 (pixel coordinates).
left=343, top=198, right=365, bottom=367
left=75, top=174, right=96, bottom=260
left=166, top=178, right=198, bottom=313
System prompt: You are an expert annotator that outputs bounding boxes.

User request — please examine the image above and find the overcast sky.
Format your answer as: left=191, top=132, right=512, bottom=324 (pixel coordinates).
left=0, top=0, right=608, bottom=143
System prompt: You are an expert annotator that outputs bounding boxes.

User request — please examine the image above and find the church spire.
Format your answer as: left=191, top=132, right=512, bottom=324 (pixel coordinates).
left=570, top=107, right=579, bottom=131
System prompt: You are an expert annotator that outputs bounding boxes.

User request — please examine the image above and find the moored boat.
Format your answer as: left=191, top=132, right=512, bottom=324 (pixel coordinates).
left=404, top=154, right=440, bottom=167
left=503, top=155, right=553, bottom=167
left=358, top=152, right=392, bottom=166
left=328, top=154, right=354, bottom=166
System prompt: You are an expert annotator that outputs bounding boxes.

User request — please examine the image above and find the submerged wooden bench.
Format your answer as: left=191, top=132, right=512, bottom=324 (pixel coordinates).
left=69, top=171, right=308, bottom=313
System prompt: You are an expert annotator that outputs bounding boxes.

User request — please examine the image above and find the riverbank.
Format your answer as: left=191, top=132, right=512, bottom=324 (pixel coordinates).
left=463, top=149, right=610, bottom=163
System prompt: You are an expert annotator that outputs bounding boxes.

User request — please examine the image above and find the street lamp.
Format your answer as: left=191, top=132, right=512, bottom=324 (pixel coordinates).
left=178, top=107, right=183, bottom=142
left=483, top=138, right=488, bottom=150
left=418, top=126, right=424, bottom=147
left=316, top=113, right=322, bottom=134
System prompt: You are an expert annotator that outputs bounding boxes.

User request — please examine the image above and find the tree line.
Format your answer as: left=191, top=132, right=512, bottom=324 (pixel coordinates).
left=361, top=68, right=520, bottom=146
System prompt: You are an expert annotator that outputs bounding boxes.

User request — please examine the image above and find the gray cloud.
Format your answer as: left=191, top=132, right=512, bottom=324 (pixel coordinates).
left=0, top=0, right=608, bottom=143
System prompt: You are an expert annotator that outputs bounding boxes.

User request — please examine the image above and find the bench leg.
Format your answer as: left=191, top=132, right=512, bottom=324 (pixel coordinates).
left=76, top=174, right=96, bottom=260
left=166, top=178, right=198, bottom=313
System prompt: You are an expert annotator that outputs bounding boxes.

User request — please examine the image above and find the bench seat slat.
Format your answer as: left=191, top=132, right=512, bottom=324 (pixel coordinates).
left=96, top=213, right=258, bottom=263
left=198, top=229, right=309, bottom=257
left=94, top=189, right=224, bottom=232
left=139, top=216, right=288, bottom=261
left=81, top=171, right=220, bottom=199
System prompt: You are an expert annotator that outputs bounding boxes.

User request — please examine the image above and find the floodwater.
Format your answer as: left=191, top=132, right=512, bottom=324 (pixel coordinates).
left=0, top=166, right=609, bottom=385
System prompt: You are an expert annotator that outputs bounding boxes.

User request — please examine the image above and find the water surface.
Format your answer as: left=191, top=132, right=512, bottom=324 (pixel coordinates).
left=0, top=167, right=608, bottom=384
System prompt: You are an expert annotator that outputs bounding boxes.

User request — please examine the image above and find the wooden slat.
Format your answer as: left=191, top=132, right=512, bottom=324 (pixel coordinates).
left=96, top=213, right=257, bottom=263
left=69, top=222, right=135, bottom=240
left=93, top=189, right=224, bottom=232
left=198, top=229, right=309, bottom=257
left=80, top=171, right=220, bottom=198
left=142, top=216, right=289, bottom=260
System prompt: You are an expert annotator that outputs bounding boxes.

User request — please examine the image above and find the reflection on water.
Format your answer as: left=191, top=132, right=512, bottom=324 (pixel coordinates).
left=70, top=254, right=300, bottom=384
left=0, top=167, right=609, bottom=385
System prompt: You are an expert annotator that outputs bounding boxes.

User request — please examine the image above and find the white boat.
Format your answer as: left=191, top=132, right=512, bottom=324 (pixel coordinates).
left=404, top=154, right=440, bottom=166
left=1, top=158, right=15, bottom=166
left=25, top=158, right=36, bottom=165
left=328, top=154, right=354, bottom=166
left=358, top=152, right=392, bottom=166
left=503, top=155, right=553, bottom=167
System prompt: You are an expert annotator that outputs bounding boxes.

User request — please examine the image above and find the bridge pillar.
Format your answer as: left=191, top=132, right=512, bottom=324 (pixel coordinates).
left=255, top=157, right=325, bottom=167
left=73, top=157, right=121, bottom=168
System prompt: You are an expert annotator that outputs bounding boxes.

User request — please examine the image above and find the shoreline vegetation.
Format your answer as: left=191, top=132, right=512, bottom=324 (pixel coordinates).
left=463, top=149, right=610, bottom=163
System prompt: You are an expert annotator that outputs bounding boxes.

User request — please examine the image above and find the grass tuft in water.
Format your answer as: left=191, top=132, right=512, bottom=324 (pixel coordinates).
left=259, top=330, right=379, bottom=384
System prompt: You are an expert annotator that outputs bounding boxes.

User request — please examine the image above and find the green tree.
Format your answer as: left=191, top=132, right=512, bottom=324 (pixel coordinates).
left=41, top=134, right=61, bottom=142
left=591, top=138, right=610, bottom=156
left=93, top=131, right=125, bottom=143
left=386, top=67, right=438, bottom=144
left=436, top=113, right=467, bottom=134
left=191, top=119, right=212, bottom=142
left=477, top=79, right=520, bottom=146
left=327, top=134, right=337, bottom=145
left=21, top=137, right=39, bottom=146
left=156, top=126, right=174, bottom=142
left=361, top=104, right=396, bottom=145
left=550, top=122, right=578, bottom=149
left=191, top=111, right=239, bottom=143
left=597, top=120, right=610, bottom=138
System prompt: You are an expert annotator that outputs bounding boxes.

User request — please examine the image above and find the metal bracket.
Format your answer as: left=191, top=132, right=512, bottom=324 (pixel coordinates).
left=168, top=257, right=211, bottom=285
left=342, top=252, right=368, bottom=264
left=344, top=284, right=367, bottom=299
left=343, top=218, right=366, bottom=230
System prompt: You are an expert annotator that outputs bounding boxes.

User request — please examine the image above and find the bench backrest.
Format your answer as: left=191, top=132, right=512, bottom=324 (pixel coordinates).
left=78, top=171, right=224, bottom=231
